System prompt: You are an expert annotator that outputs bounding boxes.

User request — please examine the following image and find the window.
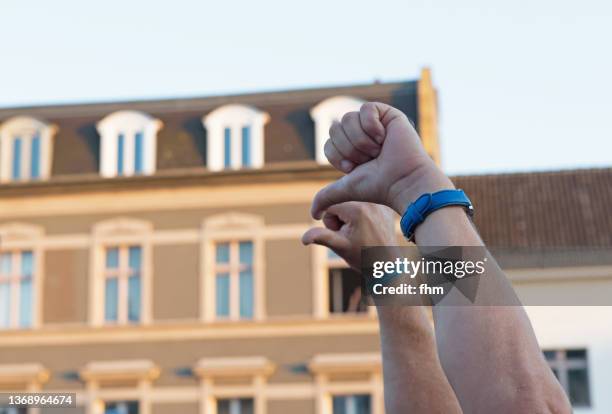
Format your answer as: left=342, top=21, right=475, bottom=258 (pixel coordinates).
left=332, top=394, right=371, bottom=414
left=217, top=398, right=254, bottom=414
left=309, top=353, right=382, bottom=414
left=80, top=360, right=158, bottom=414
left=0, top=116, right=56, bottom=182
left=97, top=111, right=163, bottom=177
left=0, top=251, right=35, bottom=329
left=201, top=214, right=264, bottom=322
left=544, top=349, right=591, bottom=407
left=220, top=125, right=253, bottom=168
left=194, top=357, right=274, bottom=414
left=104, top=246, right=142, bottom=324
left=202, top=105, right=269, bottom=171
left=328, top=250, right=366, bottom=314
left=91, top=218, right=152, bottom=326
left=214, top=241, right=254, bottom=319
left=12, top=137, right=22, bottom=179
left=0, top=408, right=27, bottom=414
left=310, top=96, right=365, bottom=164
left=103, top=401, right=139, bottom=414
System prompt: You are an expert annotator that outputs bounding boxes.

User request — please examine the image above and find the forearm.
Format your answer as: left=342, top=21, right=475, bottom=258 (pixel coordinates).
left=390, top=169, right=571, bottom=413
left=377, top=306, right=463, bottom=414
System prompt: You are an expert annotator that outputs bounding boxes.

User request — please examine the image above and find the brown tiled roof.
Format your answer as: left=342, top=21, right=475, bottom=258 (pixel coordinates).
left=0, top=81, right=418, bottom=176
left=453, top=168, right=612, bottom=251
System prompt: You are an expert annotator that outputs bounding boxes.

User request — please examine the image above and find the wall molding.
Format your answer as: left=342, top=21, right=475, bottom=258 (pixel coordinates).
left=0, top=181, right=324, bottom=218
left=41, top=380, right=382, bottom=410
left=0, top=317, right=379, bottom=347
left=508, top=265, right=612, bottom=282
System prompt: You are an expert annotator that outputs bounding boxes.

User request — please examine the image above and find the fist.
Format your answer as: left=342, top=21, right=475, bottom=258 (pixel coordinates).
left=311, top=102, right=452, bottom=219
left=302, top=202, right=398, bottom=270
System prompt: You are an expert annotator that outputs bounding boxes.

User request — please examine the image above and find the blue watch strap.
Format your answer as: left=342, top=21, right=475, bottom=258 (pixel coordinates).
left=400, top=189, right=474, bottom=241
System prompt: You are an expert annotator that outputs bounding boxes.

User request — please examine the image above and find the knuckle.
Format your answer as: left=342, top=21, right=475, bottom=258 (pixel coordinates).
left=329, top=120, right=341, bottom=137
left=341, top=111, right=357, bottom=125
left=356, top=206, right=367, bottom=220
left=360, top=102, right=375, bottom=114
left=362, top=112, right=377, bottom=130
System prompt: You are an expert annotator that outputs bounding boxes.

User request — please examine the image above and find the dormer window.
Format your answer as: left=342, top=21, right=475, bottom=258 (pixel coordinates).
left=310, top=96, right=365, bottom=164
left=202, top=105, right=269, bottom=171
left=97, top=111, right=163, bottom=178
left=0, top=116, right=57, bottom=183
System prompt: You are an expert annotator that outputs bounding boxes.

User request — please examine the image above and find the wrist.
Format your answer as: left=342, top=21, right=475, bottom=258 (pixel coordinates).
left=387, top=163, right=455, bottom=215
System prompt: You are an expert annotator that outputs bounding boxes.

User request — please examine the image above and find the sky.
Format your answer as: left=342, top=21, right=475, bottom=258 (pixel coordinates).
left=1, top=0, right=610, bottom=175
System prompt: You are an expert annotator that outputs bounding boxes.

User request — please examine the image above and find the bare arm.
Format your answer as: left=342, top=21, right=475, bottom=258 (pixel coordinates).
left=303, top=202, right=462, bottom=414
left=377, top=305, right=462, bottom=413
left=310, top=102, right=572, bottom=414
left=390, top=174, right=571, bottom=414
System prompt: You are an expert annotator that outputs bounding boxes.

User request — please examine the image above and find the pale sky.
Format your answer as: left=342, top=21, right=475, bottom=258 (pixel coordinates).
left=1, top=0, right=610, bottom=175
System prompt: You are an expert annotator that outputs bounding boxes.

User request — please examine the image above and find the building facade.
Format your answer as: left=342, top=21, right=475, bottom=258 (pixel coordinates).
left=0, top=69, right=611, bottom=414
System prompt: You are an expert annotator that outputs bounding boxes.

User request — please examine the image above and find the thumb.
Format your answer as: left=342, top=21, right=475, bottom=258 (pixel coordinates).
left=311, top=175, right=356, bottom=220
left=301, top=227, right=350, bottom=254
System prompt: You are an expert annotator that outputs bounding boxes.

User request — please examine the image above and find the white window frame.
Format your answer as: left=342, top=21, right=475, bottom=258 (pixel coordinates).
left=201, top=213, right=265, bottom=322
left=331, top=394, right=371, bottom=414
left=0, top=250, right=34, bottom=329
left=213, top=240, right=255, bottom=320
left=97, top=111, right=163, bottom=178
left=544, top=348, right=591, bottom=407
left=80, top=359, right=159, bottom=414
left=202, top=105, right=270, bottom=171
left=216, top=397, right=254, bottom=414
left=89, top=218, right=153, bottom=326
left=0, top=223, right=44, bottom=330
left=194, top=356, right=274, bottom=414
left=312, top=245, right=375, bottom=319
left=309, top=353, right=383, bottom=414
left=327, top=251, right=367, bottom=315
left=99, top=401, right=139, bottom=414
left=102, top=245, right=143, bottom=325
left=310, top=96, right=365, bottom=164
left=0, top=116, right=57, bottom=182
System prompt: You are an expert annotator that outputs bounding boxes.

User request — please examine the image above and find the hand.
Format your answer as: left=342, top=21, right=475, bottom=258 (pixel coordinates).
left=311, top=102, right=453, bottom=219
left=302, top=201, right=397, bottom=270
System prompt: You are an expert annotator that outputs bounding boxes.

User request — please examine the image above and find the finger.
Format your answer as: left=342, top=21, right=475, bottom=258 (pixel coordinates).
left=301, top=227, right=350, bottom=253
left=311, top=175, right=356, bottom=219
left=359, top=102, right=388, bottom=144
left=327, top=201, right=363, bottom=223
left=322, top=211, right=343, bottom=231
left=329, top=120, right=371, bottom=166
left=341, top=111, right=381, bottom=158
left=323, top=138, right=354, bottom=173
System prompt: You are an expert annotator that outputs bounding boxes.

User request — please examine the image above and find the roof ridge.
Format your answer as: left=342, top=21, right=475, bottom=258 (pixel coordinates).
left=0, top=80, right=417, bottom=115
